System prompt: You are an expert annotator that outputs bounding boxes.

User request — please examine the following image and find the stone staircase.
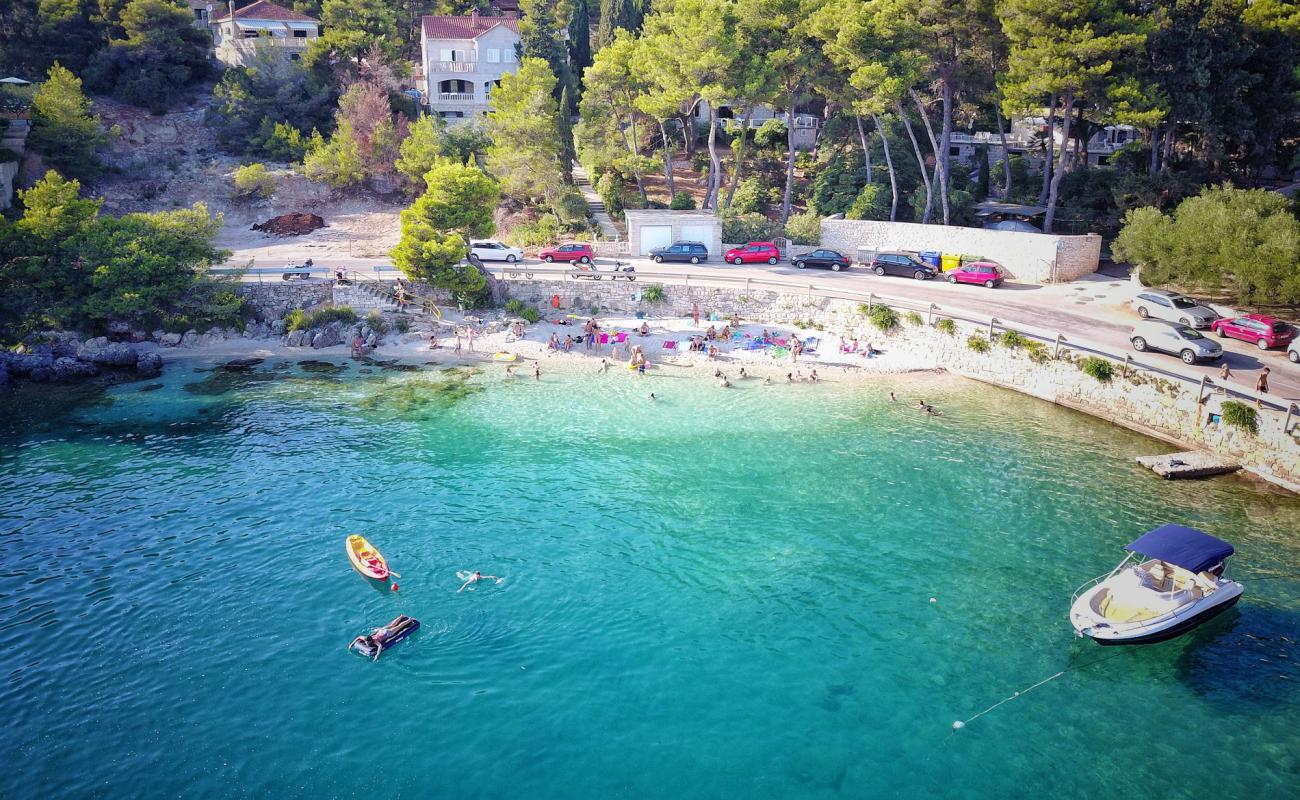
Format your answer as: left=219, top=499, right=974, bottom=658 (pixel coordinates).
left=572, top=162, right=620, bottom=238
left=331, top=282, right=410, bottom=314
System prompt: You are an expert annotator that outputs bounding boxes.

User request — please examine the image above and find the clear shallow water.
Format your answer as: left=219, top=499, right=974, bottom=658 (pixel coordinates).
left=2, top=358, right=1299, bottom=800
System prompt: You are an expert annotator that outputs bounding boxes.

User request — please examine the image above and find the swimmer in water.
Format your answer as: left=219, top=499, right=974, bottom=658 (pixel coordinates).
left=738, top=366, right=748, bottom=379
left=809, top=369, right=819, bottom=383
left=505, top=364, right=517, bottom=377
left=889, top=391, right=896, bottom=402
left=458, top=571, right=501, bottom=592
left=533, top=363, right=541, bottom=380
left=649, top=392, right=656, bottom=400
left=599, top=359, right=609, bottom=373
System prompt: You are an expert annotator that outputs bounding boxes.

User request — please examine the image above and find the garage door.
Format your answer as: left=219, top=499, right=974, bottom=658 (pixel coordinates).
left=680, top=224, right=714, bottom=253
left=640, top=225, right=673, bottom=255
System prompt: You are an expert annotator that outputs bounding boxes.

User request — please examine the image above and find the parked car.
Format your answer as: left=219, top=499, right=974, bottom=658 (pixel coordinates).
left=539, top=242, right=594, bottom=263
left=946, top=261, right=1003, bottom=288
left=649, top=241, right=709, bottom=264
left=470, top=240, right=524, bottom=263
left=1209, top=314, right=1297, bottom=350
left=1130, top=289, right=1219, bottom=329
left=868, top=251, right=937, bottom=280
left=1289, top=340, right=1299, bottom=363
left=723, top=241, right=781, bottom=265
left=1130, top=319, right=1223, bottom=364
left=793, top=249, right=851, bottom=271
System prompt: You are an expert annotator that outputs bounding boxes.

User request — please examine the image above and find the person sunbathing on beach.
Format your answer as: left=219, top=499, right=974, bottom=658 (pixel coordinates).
left=458, top=571, right=502, bottom=592
left=639, top=321, right=650, bottom=336
left=548, top=333, right=559, bottom=351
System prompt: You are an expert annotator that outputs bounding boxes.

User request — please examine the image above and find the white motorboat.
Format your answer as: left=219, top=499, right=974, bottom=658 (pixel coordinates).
left=1070, top=524, right=1243, bottom=645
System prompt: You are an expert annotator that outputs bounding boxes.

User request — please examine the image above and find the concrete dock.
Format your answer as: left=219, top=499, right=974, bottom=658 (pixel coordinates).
left=1136, top=451, right=1242, bottom=480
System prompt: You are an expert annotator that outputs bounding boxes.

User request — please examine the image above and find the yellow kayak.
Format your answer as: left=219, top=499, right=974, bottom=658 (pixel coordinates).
left=345, top=534, right=389, bottom=580
left=493, top=352, right=517, bottom=362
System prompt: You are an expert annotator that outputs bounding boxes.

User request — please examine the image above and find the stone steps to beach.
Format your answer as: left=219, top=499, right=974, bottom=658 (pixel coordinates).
left=1136, top=451, right=1241, bottom=480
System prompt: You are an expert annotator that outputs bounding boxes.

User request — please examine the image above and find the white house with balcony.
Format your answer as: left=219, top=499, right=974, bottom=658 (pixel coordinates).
left=420, top=11, right=521, bottom=120
left=210, top=1, right=320, bottom=68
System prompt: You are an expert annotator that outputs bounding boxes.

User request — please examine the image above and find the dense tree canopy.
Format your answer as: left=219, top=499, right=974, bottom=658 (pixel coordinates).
left=391, top=159, right=499, bottom=302
left=0, top=172, right=230, bottom=340
left=1113, top=185, right=1300, bottom=304
left=27, top=63, right=114, bottom=181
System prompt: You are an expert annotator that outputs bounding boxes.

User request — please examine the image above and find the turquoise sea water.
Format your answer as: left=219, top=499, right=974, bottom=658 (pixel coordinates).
left=2, top=358, right=1299, bottom=800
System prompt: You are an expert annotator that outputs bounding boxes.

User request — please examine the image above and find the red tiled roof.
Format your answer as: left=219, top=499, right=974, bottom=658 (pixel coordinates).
left=212, top=1, right=318, bottom=23
left=422, top=14, right=521, bottom=39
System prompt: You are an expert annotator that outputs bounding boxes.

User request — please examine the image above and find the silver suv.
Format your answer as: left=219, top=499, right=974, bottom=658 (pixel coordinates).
left=1131, top=319, right=1223, bottom=364
left=1131, top=290, right=1219, bottom=329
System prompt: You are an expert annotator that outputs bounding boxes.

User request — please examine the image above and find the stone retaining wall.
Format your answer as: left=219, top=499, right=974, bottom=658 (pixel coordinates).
left=235, top=281, right=334, bottom=320
left=818, top=219, right=1102, bottom=283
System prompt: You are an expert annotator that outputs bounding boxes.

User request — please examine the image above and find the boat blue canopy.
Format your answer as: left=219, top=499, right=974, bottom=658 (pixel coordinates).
left=1126, top=524, right=1234, bottom=574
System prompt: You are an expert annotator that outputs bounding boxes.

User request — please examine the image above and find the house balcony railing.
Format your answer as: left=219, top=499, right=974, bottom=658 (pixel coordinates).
left=226, top=35, right=314, bottom=50
left=430, top=61, right=478, bottom=73
left=437, top=92, right=477, bottom=102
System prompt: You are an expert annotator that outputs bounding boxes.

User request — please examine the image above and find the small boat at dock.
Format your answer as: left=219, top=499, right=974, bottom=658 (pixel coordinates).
left=345, top=534, right=389, bottom=581
left=1069, top=524, right=1243, bottom=645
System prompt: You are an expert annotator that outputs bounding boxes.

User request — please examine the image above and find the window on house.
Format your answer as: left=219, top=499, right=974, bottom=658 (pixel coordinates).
left=290, top=53, right=300, bottom=61
left=440, top=48, right=453, bottom=62
left=194, top=9, right=207, bottom=20
left=293, top=29, right=307, bottom=38
left=950, top=147, right=961, bottom=156
left=486, top=48, right=500, bottom=63
left=503, top=48, right=516, bottom=63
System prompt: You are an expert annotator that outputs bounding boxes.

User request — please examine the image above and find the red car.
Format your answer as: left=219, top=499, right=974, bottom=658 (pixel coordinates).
left=1210, top=314, right=1296, bottom=350
left=946, top=261, right=1004, bottom=288
left=539, top=242, right=594, bottom=263
left=723, top=241, right=781, bottom=265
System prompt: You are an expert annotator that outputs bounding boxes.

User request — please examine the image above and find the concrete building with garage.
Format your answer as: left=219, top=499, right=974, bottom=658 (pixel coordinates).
left=624, top=210, right=723, bottom=262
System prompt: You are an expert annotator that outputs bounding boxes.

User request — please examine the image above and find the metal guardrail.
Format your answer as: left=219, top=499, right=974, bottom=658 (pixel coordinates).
left=489, top=263, right=1298, bottom=421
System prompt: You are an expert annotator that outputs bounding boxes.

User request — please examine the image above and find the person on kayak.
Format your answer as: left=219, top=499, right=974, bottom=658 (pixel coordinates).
left=458, top=571, right=501, bottom=592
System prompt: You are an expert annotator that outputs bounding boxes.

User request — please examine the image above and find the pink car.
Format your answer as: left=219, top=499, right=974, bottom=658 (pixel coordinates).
left=946, top=261, right=1004, bottom=288
left=1210, top=314, right=1296, bottom=350
left=723, top=242, right=781, bottom=265
left=539, top=242, right=594, bottom=263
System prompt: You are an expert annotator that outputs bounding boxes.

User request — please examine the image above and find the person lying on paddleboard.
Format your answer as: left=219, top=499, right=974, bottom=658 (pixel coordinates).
left=458, top=571, right=502, bottom=592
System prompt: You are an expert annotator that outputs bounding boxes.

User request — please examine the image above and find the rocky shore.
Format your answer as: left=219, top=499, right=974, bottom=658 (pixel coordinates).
left=0, top=334, right=162, bottom=388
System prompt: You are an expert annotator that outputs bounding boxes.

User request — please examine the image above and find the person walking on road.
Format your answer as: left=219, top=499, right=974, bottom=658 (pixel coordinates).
left=1256, top=367, right=1270, bottom=409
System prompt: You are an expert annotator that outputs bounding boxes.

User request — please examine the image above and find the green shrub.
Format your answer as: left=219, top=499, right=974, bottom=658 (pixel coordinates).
left=967, top=334, right=990, bottom=352
left=669, top=191, right=696, bottom=210
left=998, top=330, right=1029, bottom=349
left=754, top=119, right=788, bottom=149
left=905, top=311, right=924, bottom=326
left=392, top=315, right=412, bottom=334
left=520, top=307, right=541, bottom=324
left=287, top=305, right=357, bottom=331
left=1080, top=356, right=1114, bottom=382
left=1024, top=340, right=1050, bottom=363
left=845, top=183, right=891, bottom=221
left=643, top=284, right=665, bottom=303
left=868, top=305, right=898, bottom=331
left=595, top=171, right=625, bottom=216
left=857, top=303, right=871, bottom=315
left=729, top=177, right=768, bottom=214
left=285, top=308, right=309, bottom=331
left=720, top=210, right=779, bottom=244
left=1220, top=400, right=1259, bottom=435
left=555, top=189, right=590, bottom=224
left=232, top=163, right=276, bottom=199
left=365, top=309, right=388, bottom=334
left=936, top=318, right=956, bottom=336
left=505, top=298, right=527, bottom=316
left=783, top=211, right=821, bottom=245
left=505, top=214, right=563, bottom=247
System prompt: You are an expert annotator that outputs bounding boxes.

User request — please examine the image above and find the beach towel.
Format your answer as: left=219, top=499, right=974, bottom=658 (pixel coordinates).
left=772, top=347, right=790, bottom=358
left=773, top=338, right=789, bottom=347
left=615, top=332, right=628, bottom=343
left=662, top=341, right=678, bottom=350
left=745, top=340, right=765, bottom=350
left=599, top=333, right=610, bottom=344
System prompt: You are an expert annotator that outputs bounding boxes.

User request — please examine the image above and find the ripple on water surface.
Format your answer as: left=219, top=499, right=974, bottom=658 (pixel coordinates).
left=0, top=359, right=1298, bottom=800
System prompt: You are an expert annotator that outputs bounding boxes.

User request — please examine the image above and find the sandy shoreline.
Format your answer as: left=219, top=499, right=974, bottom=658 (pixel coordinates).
left=153, top=314, right=943, bottom=385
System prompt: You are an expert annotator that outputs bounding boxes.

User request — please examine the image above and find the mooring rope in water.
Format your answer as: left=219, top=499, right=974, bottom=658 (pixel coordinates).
left=952, top=649, right=1131, bottom=732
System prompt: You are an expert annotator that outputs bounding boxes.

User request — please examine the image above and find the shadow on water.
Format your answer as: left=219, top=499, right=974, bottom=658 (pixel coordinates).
left=1173, top=605, right=1300, bottom=710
